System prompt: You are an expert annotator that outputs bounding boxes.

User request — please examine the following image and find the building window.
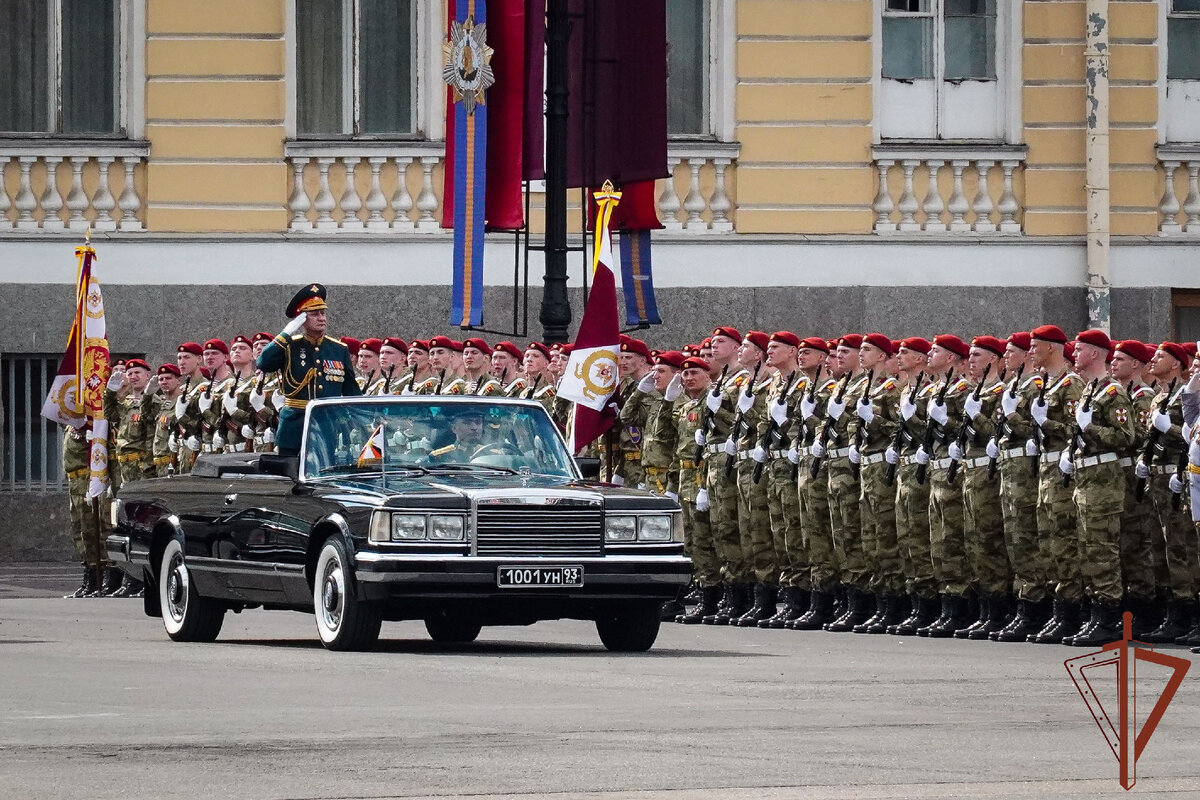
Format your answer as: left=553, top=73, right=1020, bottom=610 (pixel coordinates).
left=879, top=0, right=1004, bottom=140
left=1169, top=1, right=1200, bottom=80
left=666, top=0, right=709, bottom=137
left=1173, top=290, right=1200, bottom=344
left=1, top=355, right=65, bottom=491
left=0, top=0, right=120, bottom=135
left=296, top=0, right=416, bottom=137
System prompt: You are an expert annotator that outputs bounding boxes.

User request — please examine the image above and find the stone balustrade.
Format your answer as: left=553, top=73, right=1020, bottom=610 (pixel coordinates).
left=657, top=142, right=740, bottom=233
left=0, top=142, right=149, bottom=232
left=1157, top=146, right=1200, bottom=235
left=871, top=144, right=1027, bottom=234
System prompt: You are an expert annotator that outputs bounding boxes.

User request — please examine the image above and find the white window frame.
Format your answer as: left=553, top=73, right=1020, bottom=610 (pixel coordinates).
left=663, top=0, right=734, bottom=143
left=285, top=0, right=436, bottom=140
left=872, top=0, right=1021, bottom=143
left=1160, top=0, right=1200, bottom=144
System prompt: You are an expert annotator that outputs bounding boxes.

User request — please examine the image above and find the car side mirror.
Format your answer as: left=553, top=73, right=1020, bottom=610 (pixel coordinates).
left=259, top=453, right=299, bottom=480
left=576, top=456, right=601, bottom=480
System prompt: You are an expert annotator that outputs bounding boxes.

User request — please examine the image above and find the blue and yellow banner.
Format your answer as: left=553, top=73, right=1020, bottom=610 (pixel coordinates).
left=618, top=229, right=660, bottom=326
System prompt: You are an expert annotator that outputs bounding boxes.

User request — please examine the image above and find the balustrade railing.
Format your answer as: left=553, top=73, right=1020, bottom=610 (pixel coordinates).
left=1157, top=146, right=1200, bottom=235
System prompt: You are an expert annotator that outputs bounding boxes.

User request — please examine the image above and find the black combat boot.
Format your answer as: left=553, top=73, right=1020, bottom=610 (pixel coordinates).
left=761, top=586, right=798, bottom=629
left=917, top=595, right=952, bottom=637
left=719, top=583, right=753, bottom=625
left=64, top=563, right=97, bottom=599
left=679, top=585, right=722, bottom=624
left=853, top=593, right=888, bottom=634
left=1173, top=600, right=1200, bottom=646
left=1066, top=602, right=1123, bottom=647
left=871, top=594, right=905, bottom=634
left=826, top=588, right=871, bottom=632
left=97, top=566, right=124, bottom=597
left=830, top=585, right=848, bottom=622
left=970, top=595, right=1010, bottom=640
left=1143, top=598, right=1190, bottom=643
left=1129, top=595, right=1160, bottom=639
left=702, top=583, right=735, bottom=625
left=1030, top=599, right=1081, bottom=644
left=928, top=595, right=971, bottom=638
left=738, top=583, right=777, bottom=627
left=790, top=590, right=835, bottom=629
left=110, top=573, right=137, bottom=598
left=888, top=594, right=922, bottom=635
left=683, top=581, right=701, bottom=605
left=954, top=595, right=989, bottom=639
left=993, top=598, right=1044, bottom=642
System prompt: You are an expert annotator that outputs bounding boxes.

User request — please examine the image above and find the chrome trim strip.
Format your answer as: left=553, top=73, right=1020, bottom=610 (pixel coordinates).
left=355, top=552, right=692, bottom=566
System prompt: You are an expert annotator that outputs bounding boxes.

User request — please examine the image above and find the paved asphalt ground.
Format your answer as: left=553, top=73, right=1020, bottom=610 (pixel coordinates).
left=1, top=563, right=1199, bottom=800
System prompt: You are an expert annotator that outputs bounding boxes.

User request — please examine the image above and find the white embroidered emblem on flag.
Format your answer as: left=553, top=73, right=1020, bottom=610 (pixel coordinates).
left=560, top=345, right=619, bottom=411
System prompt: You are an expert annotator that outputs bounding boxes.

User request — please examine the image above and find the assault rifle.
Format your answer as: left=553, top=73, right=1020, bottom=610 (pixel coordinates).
left=885, top=371, right=923, bottom=487
left=724, top=362, right=763, bottom=478
left=753, top=370, right=801, bottom=484
left=1029, top=375, right=1052, bottom=476
left=693, top=365, right=730, bottom=465
left=850, top=370, right=876, bottom=480
left=792, top=365, right=823, bottom=481
left=808, top=371, right=854, bottom=479
left=1135, top=378, right=1177, bottom=501
left=946, top=363, right=992, bottom=485
left=1061, top=378, right=1100, bottom=487
left=915, top=369, right=955, bottom=486
left=986, top=362, right=1024, bottom=479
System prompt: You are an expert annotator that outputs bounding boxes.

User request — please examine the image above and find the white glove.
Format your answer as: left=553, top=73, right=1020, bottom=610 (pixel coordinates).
left=400, top=385, right=415, bottom=396
left=1031, top=399, right=1048, bottom=427
left=1153, top=410, right=1171, bottom=433
left=848, top=445, right=860, bottom=465
left=611, top=474, right=624, bottom=486
left=1025, top=439, right=1039, bottom=457
left=241, top=424, right=255, bottom=439
left=1001, top=391, right=1019, bottom=418
left=665, top=491, right=678, bottom=502
left=826, top=396, right=846, bottom=421
left=722, top=438, right=736, bottom=456
left=282, top=312, right=307, bottom=337
left=222, top=391, right=238, bottom=415
left=636, top=483, right=646, bottom=491
left=694, top=428, right=707, bottom=447
left=185, top=435, right=201, bottom=451
left=1135, top=459, right=1150, bottom=479
left=787, top=444, right=800, bottom=464
left=1190, top=439, right=1200, bottom=467
left=263, top=428, right=275, bottom=445
left=144, top=375, right=159, bottom=396
left=811, top=441, right=827, bottom=459
left=927, top=399, right=948, bottom=426
left=751, top=445, right=767, bottom=463
left=770, top=400, right=788, bottom=426
left=271, top=391, right=285, bottom=411
left=856, top=397, right=874, bottom=424
left=637, top=373, right=656, bottom=393
left=175, top=395, right=189, bottom=419
left=884, top=446, right=898, bottom=465
left=964, top=394, right=983, bottom=421
left=695, top=489, right=709, bottom=512
left=736, top=390, right=754, bottom=414
left=914, top=446, right=929, bottom=465
left=705, top=389, right=721, bottom=413
left=1170, top=474, right=1185, bottom=494
left=1075, top=405, right=1093, bottom=431
left=198, top=393, right=213, bottom=414
left=168, top=433, right=179, bottom=453
left=1059, top=453, right=1074, bottom=476
left=800, top=395, right=817, bottom=421
left=947, top=441, right=962, bottom=461
left=250, top=387, right=266, bottom=412
left=85, top=428, right=95, bottom=442
left=212, top=433, right=226, bottom=450
left=106, top=370, right=124, bottom=391
left=664, top=374, right=683, bottom=402
left=986, top=438, right=999, bottom=459
left=900, top=394, right=917, bottom=422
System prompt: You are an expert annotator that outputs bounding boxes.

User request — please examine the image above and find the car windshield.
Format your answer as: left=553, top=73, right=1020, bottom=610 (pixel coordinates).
left=300, top=399, right=577, bottom=481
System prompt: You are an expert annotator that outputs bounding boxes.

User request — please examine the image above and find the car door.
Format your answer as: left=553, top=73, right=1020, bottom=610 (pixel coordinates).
left=214, top=474, right=301, bottom=604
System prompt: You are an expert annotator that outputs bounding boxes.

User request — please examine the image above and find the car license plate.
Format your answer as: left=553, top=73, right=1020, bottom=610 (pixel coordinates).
left=497, top=565, right=584, bottom=588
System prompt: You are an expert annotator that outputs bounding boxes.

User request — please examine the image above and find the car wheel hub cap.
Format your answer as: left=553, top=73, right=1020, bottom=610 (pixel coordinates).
left=320, top=565, right=344, bottom=630
left=168, top=561, right=187, bottom=620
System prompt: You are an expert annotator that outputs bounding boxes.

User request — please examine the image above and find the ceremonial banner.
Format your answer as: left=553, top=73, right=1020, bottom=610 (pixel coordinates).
left=41, top=242, right=111, bottom=498
left=619, top=230, right=661, bottom=327
left=560, top=184, right=622, bottom=453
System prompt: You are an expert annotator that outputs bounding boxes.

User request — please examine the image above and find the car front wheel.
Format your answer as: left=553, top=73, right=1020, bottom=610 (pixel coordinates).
left=159, top=538, right=224, bottom=642
left=595, top=602, right=662, bottom=652
left=313, top=537, right=381, bottom=651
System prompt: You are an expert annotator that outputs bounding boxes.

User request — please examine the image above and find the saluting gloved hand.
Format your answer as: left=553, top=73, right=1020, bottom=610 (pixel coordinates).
left=222, top=391, right=238, bottom=415
left=826, top=395, right=846, bottom=421
left=722, top=437, right=737, bottom=457
left=185, top=435, right=201, bottom=452
left=705, top=387, right=722, bottom=413
left=263, top=428, right=275, bottom=445
left=856, top=397, right=874, bottom=424
left=144, top=375, right=159, bottom=396
left=175, top=393, right=189, bottom=419
left=1170, top=473, right=1186, bottom=494
left=665, top=490, right=678, bottom=502
left=770, top=399, right=788, bottom=426
left=271, top=391, right=285, bottom=411
left=281, top=312, right=307, bottom=337
left=751, top=445, right=767, bottom=463
left=664, top=374, right=684, bottom=401
left=1153, top=410, right=1172, bottom=433
left=1025, top=439, right=1039, bottom=457
left=811, top=441, right=827, bottom=459
left=198, top=393, right=213, bottom=414
left=695, top=489, right=709, bottom=512
left=986, top=438, right=1000, bottom=459
left=787, top=444, right=800, bottom=464
left=1058, top=452, right=1074, bottom=476
left=168, top=433, right=179, bottom=453
left=250, top=386, right=266, bottom=412
left=800, top=394, right=817, bottom=421
left=848, top=445, right=860, bottom=465
left=694, top=428, right=707, bottom=447
left=106, top=368, right=125, bottom=392
left=946, top=441, right=962, bottom=461
left=1001, top=391, right=1020, bottom=418
left=927, top=398, right=948, bottom=426
left=914, top=446, right=929, bottom=465
left=736, top=389, right=754, bottom=414
left=637, top=373, right=656, bottom=394
left=212, top=432, right=226, bottom=450
left=900, top=394, right=917, bottom=422
left=884, top=446, right=899, bottom=465
left=1075, top=404, right=1093, bottom=431
left=964, top=394, right=983, bottom=421
left=1031, top=398, right=1049, bottom=427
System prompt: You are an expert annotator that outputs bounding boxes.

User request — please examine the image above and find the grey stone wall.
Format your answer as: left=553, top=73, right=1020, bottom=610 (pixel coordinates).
left=0, top=492, right=74, bottom=562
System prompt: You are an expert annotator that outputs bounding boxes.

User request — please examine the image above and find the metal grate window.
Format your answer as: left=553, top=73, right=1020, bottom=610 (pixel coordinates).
left=1, top=355, right=65, bottom=491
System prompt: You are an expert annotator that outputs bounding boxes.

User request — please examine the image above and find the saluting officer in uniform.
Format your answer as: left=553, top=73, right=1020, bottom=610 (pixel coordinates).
left=256, top=283, right=361, bottom=456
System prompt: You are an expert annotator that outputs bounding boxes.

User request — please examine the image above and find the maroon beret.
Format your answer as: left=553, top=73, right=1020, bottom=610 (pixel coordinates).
left=1007, top=331, right=1032, bottom=351
left=230, top=335, right=251, bottom=348
left=526, top=342, right=551, bottom=359
left=359, top=337, right=383, bottom=355
left=619, top=336, right=652, bottom=360
left=1114, top=340, right=1152, bottom=364
left=428, top=335, right=457, bottom=351
left=837, top=334, right=863, bottom=350
left=382, top=337, right=408, bottom=354
left=933, top=334, right=969, bottom=359
left=653, top=350, right=686, bottom=369
left=700, top=337, right=712, bottom=349
left=743, top=330, right=770, bottom=353
left=1031, top=324, right=1069, bottom=345
left=157, top=363, right=182, bottom=377
left=253, top=331, right=274, bottom=344
left=799, top=336, right=830, bottom=354
left=461, top=337, right=491, bottom=356
left=862, top=332, right=894, bottom=356
left=769, top=330, right=800, bottom=348
left=177, top=342, right=203, bottom=356
left=1075, top=329, right=1112, bottom=353
left=124, top=358, right=150, bottom=372
left=409, top=339, right=430, bottom=352
left=1159, top=341, right=1190, bottom=367
left=202, top=338, right=229, bottom=355
left=681, top=357, right=711, bottom=372
left=340, top=336, right=361, bottom=357
left=899, top=337, right=932, bottom=355
left=1186, top=342, right=1198, bottom=358
left=493, top=341, right=521, bottom=360
left=711, top=326, right=742, bottom=343
left=559, top=343, right=575, bottom=356
left=971, top=335, right=1007, bottom=357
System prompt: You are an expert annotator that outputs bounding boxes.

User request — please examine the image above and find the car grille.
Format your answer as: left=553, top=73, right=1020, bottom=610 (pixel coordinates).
left=474, top=505, right=603, bottom=557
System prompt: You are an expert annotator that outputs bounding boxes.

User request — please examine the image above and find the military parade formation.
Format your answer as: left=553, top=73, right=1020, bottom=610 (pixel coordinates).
left=59, top=285, right=1200, bottom=655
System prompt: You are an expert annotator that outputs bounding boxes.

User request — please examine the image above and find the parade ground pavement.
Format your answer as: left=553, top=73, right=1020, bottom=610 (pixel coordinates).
left=1, top=563, right=1198, bottom=800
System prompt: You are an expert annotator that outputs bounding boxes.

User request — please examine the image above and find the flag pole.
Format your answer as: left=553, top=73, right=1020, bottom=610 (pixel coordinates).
left=91, top=496, right=105, bottom=593
left=539, top=0, right=571, bottom=344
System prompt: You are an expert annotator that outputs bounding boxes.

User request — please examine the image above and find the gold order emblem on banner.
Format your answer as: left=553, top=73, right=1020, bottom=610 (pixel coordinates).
left=82, top=338, right=111, bottom=416
left=573, top=349, right=618, bottom=401
left=442, top=15, right=495, bottom=115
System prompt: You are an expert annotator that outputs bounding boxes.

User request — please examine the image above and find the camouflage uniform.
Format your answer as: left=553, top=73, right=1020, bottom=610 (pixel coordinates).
left=1121, top=383, right=1160, bottom=601
left=1146, top=384, right=1196, bottom=601
left=64, top=424, right=106, bottom=568
left=639, top=392, right=679, bottom=496
left=217, top=373, right=257, bottom=453
left=103, top=387, right=156, bottom=485
left=673, top=396, right=719, bottom=585
left=757, top=372, right=807, bottom=590
left=960, top=378, right=1011, bottom=598
left=927, top=375, right=974, bottom=598
left=173, top=376, right=207, bottom=472
left=851, top=374, right=904, bottom=596
left=895, top=379, right=937, bottom=599
left=619, top=379, right=658, bottom=490
left=825, top=373, right=871, bottom=591
left=703, top=368, right=750, bottom=582
left=996, top=373, right=1047, bottom=602
left=1036, top=370, right=1085, bottom=602
left=797, top=376, right=839, bottom=593
left=734, top=371, right=777, bottom=584
left=149, top=392, right=178, bottom=476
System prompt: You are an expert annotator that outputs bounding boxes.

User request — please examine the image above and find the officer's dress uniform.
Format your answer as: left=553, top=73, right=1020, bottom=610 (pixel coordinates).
left=257, top=333, right=361, bottom=455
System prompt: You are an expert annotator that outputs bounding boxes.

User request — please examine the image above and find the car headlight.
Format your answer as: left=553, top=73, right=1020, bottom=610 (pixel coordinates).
left=429, top=514, right=466, bottom=541
left=637, top=515, right=673, bottom=542
left=605, top=514, right=636, bottom=542
left=391, top=514, right=428, bottom=541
